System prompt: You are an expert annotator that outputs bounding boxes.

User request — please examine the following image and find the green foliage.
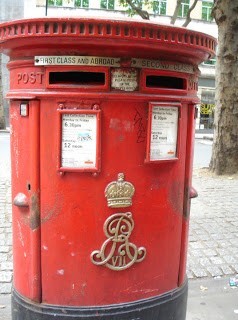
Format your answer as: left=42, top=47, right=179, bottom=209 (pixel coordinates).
left=178, top=0, right=190, bottom=18
left=75, top=0, right=89, bottom=8
left=152, top=1, right=166, bottom=15
left=119, top=0, right=149, bottom=17
left=101, top=0, right=115, bottom=10
left=119, top=0, right=167, bottom=17
left=202, top=1, right=213, bottom=21
left=48, top=0, right=62, bottom=6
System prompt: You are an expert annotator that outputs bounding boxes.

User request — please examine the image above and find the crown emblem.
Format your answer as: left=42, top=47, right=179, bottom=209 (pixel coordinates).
left=105, top=173, right=135, bottom=208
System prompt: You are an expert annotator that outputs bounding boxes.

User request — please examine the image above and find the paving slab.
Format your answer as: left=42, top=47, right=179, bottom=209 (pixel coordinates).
left=187, top=277, right=238, bottom=320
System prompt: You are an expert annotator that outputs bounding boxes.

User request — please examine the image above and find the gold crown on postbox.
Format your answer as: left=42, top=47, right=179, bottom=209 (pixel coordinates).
left=105, top=173, right=135, bottom=208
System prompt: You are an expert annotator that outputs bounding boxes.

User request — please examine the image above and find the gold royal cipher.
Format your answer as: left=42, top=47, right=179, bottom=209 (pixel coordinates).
left=105, top=173, right=135, bottom=208
left=91, top=173, right=146, bottom=271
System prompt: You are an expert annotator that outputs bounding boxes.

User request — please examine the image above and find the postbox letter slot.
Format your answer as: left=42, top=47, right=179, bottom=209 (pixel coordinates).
left=146, top=75, right=185, bottom=89
left=49, top=71, right=105, bottom=86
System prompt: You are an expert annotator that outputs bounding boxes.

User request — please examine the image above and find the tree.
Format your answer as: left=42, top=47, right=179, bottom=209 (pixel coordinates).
left=171, top=0, right=199, bottom=27
left=170, top=0, right=183, bottom=24
left=120, top=0, right=199, bottom=27
left=181, top=0, right=199, bottom=27
left=119, top=0, right=150, bottom=19
left=121, top=0, right=238, bottom=175
left=209, top=1, right=238, bottom=175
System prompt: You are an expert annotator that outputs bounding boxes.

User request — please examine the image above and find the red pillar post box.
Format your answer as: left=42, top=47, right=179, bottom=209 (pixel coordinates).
left=0, top=18, right=215, bottom=320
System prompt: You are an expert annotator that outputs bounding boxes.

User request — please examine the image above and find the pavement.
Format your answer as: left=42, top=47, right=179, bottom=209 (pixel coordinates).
left=195, top=133, right=213, bottom=141
left=187, top=277, right=238, bottom=320
left=1, top=129, right=238, bottom=319
left=0, top=278, right=238, bottom=320
left=188, top=168, right=238, bottom=279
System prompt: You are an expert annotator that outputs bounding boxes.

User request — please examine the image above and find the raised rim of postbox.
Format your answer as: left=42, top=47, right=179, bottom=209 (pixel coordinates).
left=0, top=17, right=216, bottom=64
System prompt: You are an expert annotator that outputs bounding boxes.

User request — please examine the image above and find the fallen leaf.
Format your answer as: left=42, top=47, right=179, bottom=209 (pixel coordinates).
left=200, top=285, right=208, bottom=291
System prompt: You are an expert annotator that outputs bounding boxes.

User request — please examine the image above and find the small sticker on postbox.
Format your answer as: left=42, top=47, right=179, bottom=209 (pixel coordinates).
left=111, top=68, right=138, bottom=92
left=20, top=103, right=29, bottom=117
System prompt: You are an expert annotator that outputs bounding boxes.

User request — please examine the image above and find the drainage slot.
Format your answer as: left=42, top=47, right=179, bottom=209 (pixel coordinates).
left=146, top=75, right=185, bottom=89
left=49, top=71, right=106, bottom=86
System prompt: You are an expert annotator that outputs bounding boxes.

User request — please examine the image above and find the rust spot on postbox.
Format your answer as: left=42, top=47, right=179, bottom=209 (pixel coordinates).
left=169, top=181, right=183, bottom=216
left=41, top=194, right=63, bottom=225
left=29, top=193, right=40, bottom=230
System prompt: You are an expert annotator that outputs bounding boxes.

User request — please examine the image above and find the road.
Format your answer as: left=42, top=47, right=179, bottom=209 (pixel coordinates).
left=0, top=132, right=10, bottom=178
left=193, top=139, right=213, bottom=169
left=0, top=132, right=212, bottom=175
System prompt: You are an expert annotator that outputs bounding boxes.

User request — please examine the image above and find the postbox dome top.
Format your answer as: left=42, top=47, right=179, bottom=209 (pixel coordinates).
left=0, top=17, right=216, bottom=65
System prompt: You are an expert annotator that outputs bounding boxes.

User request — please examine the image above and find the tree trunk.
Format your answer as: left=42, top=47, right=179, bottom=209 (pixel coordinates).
left=171, top=0, right=182, bottom=25
left=120, top=0, right=150, bottom=20
left=0, top=54, right=6, bottom=130
left=210, top=1, right=238, bottom=174
left=182, top=0, right=199, bottom=27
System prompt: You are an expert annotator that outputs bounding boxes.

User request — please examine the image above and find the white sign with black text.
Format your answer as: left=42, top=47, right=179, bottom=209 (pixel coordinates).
left=61, top=113, right=97, bottom=169
left=150, top=106, right=178, bottom=160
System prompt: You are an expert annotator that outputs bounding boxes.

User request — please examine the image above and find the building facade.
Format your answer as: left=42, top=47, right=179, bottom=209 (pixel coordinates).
left=1, top=0, right=217, bottom=130
left=0, top=0, right=25, bottom=128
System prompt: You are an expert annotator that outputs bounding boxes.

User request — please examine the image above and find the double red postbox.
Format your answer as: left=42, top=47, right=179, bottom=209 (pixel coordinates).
left=0, top=18, right=215, bottom=320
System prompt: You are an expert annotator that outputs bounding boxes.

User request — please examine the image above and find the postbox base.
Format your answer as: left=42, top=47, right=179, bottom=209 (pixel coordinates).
left=12, top=281, right=187, bottom=320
